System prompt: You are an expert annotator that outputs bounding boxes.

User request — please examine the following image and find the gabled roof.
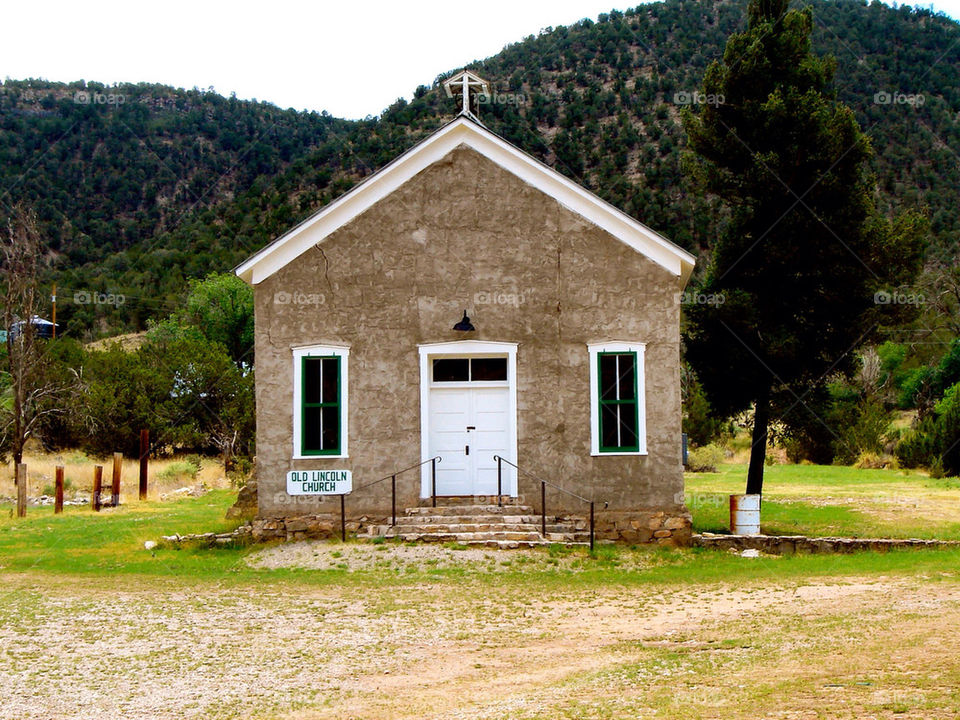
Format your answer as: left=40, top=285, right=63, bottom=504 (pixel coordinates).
left=235, top=115, right=695, bottom=285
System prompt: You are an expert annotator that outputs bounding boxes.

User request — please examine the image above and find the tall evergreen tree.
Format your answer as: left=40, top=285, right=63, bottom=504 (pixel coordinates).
left=682, top=0, right=925, bottom=494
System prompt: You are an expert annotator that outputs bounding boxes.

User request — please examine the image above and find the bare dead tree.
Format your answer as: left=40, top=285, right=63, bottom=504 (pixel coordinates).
left=0, top=206, right=76, bottom=465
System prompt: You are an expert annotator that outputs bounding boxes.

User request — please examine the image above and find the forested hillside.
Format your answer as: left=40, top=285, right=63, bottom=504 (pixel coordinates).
left=2, top=0, right=959, bottom=337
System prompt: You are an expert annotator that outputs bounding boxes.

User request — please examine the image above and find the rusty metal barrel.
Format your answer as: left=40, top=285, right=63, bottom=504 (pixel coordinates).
left=730, top=493, right=761, bottom=535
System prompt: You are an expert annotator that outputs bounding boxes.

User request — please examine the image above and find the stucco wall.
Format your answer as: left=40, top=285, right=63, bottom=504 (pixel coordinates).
left=253, top=145, right=686, bottom=522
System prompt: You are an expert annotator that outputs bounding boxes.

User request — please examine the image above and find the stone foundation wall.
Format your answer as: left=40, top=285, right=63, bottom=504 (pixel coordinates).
left=252, top=514, right=389, bottom=543
left=694, top=533, right=960, bottom=554
left=252, top=509, right=692, bottom=545
left=590, top=510, right=692, bottom=546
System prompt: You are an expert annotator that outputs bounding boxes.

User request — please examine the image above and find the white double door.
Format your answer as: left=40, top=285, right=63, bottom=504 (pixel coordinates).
left=429, top=386, right=510, bottom=496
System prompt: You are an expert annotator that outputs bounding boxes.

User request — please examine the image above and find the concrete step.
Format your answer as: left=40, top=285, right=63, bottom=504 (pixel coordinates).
left=393, top=514, right=570, bottom=526
left=545, top=531, right=592, bottom=543
left=405, top=504, right=534, bottom=517
left=389, top=530, right=546, bottom=543
left=389, top=522, right=540, bottom=534
left=463, top=539, right=551, bottom=549
left=392, top=517, right=583, bottom=532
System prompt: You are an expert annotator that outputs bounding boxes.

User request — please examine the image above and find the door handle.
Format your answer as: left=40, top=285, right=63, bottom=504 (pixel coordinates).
left=465, top=445, right=469, bottom=456
left=466, top=426, right=476, bottom=431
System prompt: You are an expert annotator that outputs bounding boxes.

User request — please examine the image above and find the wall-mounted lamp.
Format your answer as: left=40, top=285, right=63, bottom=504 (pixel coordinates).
left=453, top=310, right=475, bottom=332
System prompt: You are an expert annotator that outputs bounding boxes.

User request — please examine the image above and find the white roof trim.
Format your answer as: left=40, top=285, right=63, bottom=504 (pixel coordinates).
left=235, top=116, right=696, bottom=286
left=417, top=340, right=519, bottom=354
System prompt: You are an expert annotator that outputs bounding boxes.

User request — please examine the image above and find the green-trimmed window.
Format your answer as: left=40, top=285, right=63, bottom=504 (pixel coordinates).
left=598, top=352, right=640, bottom=452
left=589, top=343, right=646, bottom=455
left=301, top=355, right=341, bottom=455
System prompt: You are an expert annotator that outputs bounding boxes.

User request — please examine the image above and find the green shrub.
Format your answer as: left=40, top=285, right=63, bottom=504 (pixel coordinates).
left=895, top=382, right=960, bottom=475
left=41, top=477, right=74, bottom=496
left=854, top=452, right=898, bottom=470
left=897, top=366, right=932, bottom=409
left=157, top=459, right=201, bottom=483
left=686, top=443, right=725, bottom=472
left=833, top=397, right=892, bottom=464
left=682, top=369, right=723, bottom=447
left=896, top=427, right=936, bottom=468
left=227, top=455, right=253, bottom=488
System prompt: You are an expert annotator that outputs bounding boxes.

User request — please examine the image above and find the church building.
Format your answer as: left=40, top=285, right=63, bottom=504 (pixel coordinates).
left=236, top=71, right=696, bottom=545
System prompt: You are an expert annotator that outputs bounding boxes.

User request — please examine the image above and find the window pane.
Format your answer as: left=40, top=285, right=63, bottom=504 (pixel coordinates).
left=601, top=404, right=620, bottom=448
left=321, top=358, right=339, bottom=403
left=471, top=357, right=507, bottom=381
left=599, top=355, right=619, bottom=400
left=618, top=354, right=636, bottom=400
left=620, top=401, right=638, bottom=448
left=304, top=358, right=324, bottom=404
left=321, top=405, right=339, bottom=451
left=303, top=406, right=323, bottom=451
left=433, top=358, right=469, bottom=382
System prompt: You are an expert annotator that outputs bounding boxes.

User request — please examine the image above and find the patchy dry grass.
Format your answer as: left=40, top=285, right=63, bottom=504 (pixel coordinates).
left=0, top=463, right=959, bottom=718
left=1, top=568, right=959, bottom=719
left=0, top=449, right=232, bottom=504
left=686, top=462, right=960, bottom=539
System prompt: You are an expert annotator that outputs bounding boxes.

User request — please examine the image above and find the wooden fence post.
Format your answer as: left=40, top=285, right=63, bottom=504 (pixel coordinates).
left=139, top=430, right=149, bottom=501
left=92, top=465, right=103, bottom=512
left=55, top=466, right=64, bottom=514
left=16, top=463, right=26, bottom=518
left=112, top=453, right=122, bottom=507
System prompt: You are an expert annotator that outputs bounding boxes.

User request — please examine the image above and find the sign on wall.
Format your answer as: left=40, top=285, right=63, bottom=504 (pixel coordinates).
left=286, top=470, right=352, bottom=495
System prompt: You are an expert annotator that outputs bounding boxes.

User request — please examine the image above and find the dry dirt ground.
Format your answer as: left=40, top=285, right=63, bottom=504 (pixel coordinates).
left=2, top=546, right=959, bottom=719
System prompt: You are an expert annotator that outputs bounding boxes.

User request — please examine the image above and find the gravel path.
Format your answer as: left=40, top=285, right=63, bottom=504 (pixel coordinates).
left=2, top=558, right=959, bottom=719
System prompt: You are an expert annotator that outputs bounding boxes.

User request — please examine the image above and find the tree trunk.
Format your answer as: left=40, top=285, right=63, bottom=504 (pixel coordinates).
left=746, top=384, right=771, bottom=495
left=12, top=381, right=23, bottom=468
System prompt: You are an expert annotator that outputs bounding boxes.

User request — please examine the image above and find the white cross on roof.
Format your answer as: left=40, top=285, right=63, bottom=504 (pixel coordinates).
left=442, top=70, right=490, bottom=120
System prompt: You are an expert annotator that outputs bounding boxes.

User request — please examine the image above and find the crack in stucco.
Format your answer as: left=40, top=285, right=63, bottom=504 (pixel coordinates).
left=315, top=244, right=334, bottom=296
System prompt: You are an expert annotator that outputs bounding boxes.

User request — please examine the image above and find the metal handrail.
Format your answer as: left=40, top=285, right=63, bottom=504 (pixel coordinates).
left=346, top=456, right=442, bottom=533
left=493, top=455, right=602, bottom=550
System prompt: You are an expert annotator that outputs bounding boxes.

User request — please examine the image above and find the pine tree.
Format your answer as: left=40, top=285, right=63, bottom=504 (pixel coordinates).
left=682, top=0, right=925, bottom=494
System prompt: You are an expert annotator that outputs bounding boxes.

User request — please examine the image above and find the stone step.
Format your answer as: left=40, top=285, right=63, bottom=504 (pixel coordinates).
left=390, top=522, right=539, bottom=534
left=425, top=496, right=526, bottom=506
left=392, top=517, right=583, bottom=533
left=389, top=530, right=546, bottom=543
left=545, top=531, right=592, bottom=543
left=393, top=514, right=578, bottom=527
left=394, top=513, right=539, bottom=525
left=463, top=539, right=551, bottom=549
left=405, top=504, right=534, bottom=517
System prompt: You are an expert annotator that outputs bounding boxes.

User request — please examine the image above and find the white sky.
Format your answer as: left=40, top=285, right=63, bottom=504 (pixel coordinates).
left=2, top=0, right=958, bottom=120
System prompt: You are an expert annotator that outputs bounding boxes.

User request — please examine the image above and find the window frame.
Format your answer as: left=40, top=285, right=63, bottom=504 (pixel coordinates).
left=430, top=356, right=509, bottom=385
left=588, top=342, right=647, bottom=456
left=292, top=344, right=349, bottom=459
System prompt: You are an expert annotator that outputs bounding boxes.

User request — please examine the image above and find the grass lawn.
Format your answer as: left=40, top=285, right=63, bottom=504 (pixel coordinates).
left=685, top=462, right=960, bottom=539
left=0, top=467, right=958, bottom=718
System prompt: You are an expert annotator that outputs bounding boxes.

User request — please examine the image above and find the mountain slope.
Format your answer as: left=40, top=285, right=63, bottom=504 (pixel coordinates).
left=2, top=0, right=958, bottom=337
